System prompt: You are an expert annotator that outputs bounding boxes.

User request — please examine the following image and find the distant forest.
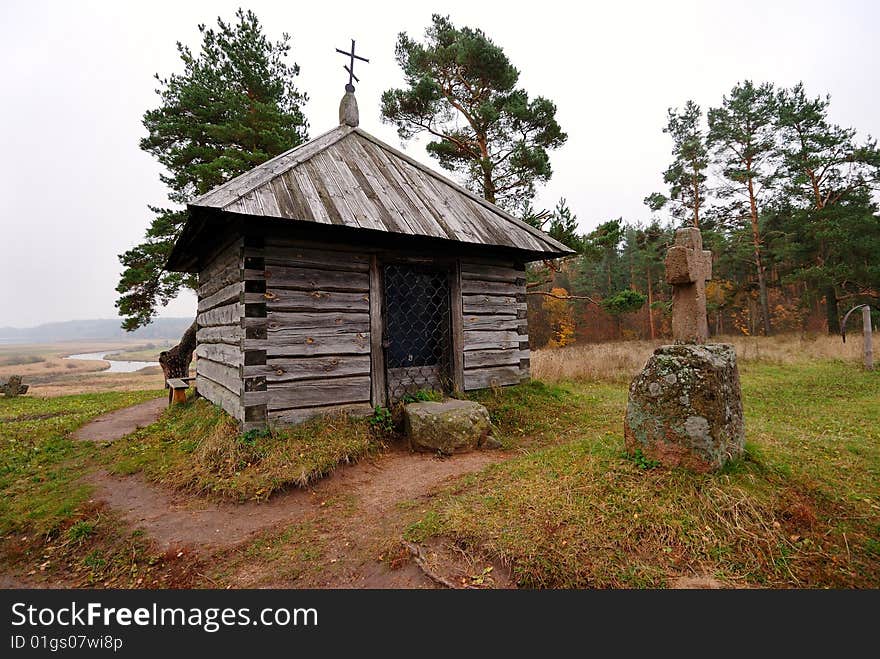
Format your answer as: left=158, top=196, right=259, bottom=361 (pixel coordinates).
left=527, top=81, right=879, bottom=347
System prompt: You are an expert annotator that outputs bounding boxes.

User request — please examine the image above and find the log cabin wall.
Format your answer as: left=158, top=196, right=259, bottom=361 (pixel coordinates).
left=195, top=238, right=245, bottom=421
left=460, top=259, right=530, bottom=390
left=250, top=238, right=373, bottom=426
left=195, top=234, right=532, bottom=429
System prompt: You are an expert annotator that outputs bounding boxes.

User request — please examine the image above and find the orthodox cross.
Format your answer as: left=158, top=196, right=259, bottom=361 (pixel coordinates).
left=335, top=39, right=369, bottom=92
left=665, top=227, right=713, bottom=344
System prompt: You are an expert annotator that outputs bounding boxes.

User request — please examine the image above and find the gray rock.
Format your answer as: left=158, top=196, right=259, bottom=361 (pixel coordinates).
left=404, top=400, right=493, bottom=455
left=624, top=344, right=744, bottom=472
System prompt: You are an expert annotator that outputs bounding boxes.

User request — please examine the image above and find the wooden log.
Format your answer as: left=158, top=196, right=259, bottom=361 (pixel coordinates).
left=197, top=302, right=243, bottom=328
left=196, top=358, right=240, bottom=395
left=460, top=263, right=520, bottom=283
left=460, top=279, right=519, bottom=296
left=463, top=330, right=521, bottom=351
left=195, top=342, right=242, bottom=367
left=265, top=265, right=369, bottom=292
left=463, top=365, right=522, bottom=391
left=464, top=348, right=524, bottom=369
left=268, top=403, right=373, bottom=426
left=244, top=355, right=371, bottom=382
left=267, top=375, right=371, bottom=410
left=197, top=325, right=243, bottom=344
left=196, top=375, right=242, bottom=421
left=197, top=281, right=243, bottom=313
left=258, top=244, right=370, bottom=272
left=261, top=330, right=370, bottom=357
left=265, top=289, right=370, bottom=313
left=463, top=314, right=521, bottom=331
left=462, top=295, right=518, bottom=315
left=267, top=311, right=370, bottom=334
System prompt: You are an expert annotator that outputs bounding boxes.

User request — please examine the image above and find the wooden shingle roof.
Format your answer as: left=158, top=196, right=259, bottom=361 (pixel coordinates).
left=182, top=125, right=572, bottom=259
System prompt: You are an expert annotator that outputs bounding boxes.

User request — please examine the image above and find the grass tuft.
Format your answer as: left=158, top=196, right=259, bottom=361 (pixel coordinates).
left=105, top=398, right=381, bottom=501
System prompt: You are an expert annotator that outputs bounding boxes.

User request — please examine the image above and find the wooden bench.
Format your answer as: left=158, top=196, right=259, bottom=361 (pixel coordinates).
left=166, top=376, right=196, bottom=405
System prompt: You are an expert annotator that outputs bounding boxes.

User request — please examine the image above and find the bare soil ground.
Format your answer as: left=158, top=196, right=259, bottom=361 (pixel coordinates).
left=71, top=400, right=509, bottom=588
left=73, top=398, right=167, bottom=441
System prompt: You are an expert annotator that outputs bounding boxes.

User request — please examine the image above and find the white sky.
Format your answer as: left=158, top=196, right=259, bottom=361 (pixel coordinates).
left=1, top=0, right=877, bottom=327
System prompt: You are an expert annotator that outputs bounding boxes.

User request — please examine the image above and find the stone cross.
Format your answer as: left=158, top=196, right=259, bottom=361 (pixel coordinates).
left=2, top=375, right=28, bottom=398
left=665, top=227, right=712, bottom=343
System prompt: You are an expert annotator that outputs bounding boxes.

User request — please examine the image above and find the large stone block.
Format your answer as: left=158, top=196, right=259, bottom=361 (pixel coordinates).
left=624, top=344, right=744, bottom=472
left=404, top=400, right=493, bottom=455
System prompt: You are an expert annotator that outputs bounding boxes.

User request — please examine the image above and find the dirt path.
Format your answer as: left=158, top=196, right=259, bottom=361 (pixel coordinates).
left=72, top=399, right=509, bottom=588
left=73, top=397, right=165, bottom=441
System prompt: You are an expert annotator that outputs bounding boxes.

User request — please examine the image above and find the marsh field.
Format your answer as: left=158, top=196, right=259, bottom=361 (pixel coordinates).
left=0, top=334, right=877, bottom=589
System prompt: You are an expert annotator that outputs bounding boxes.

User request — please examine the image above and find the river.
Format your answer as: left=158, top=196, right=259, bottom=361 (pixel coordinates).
left=65, top=351, right=160, bottom=373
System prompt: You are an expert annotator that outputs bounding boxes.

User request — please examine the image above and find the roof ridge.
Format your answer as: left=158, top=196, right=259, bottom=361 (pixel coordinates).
left=350, top=128, right=572, bottom=254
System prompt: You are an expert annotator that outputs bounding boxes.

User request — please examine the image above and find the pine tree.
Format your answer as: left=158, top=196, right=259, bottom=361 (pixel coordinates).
left=646, top=100, right=708, bottom=227
left=116, top=9, right=309, bottom=337
left=708, top=81, right=778, bottom=336
left=380, top=14, right=567, bottom=211
left=775, top=83, right=880, bottom=331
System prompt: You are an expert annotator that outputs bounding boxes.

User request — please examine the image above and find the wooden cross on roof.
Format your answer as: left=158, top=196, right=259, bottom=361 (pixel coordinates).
left=335, top=39, right=369, bottom=92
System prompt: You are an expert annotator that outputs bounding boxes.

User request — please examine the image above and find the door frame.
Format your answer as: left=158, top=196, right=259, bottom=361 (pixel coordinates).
left=368, top=254, right=463, bottom=407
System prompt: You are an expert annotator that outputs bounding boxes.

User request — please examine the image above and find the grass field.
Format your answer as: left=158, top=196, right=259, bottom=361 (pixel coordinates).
left=409, top=361, right=880, bottom=588
left=0, top=335, right=877, bottom=588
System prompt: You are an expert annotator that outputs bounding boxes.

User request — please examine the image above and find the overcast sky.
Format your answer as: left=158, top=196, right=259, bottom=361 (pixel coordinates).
left=1, top=0, right=877, bottom=327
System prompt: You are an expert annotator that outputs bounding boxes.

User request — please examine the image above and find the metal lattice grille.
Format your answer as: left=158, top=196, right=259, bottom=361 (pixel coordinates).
left=383, top=264, right=452, bottom=403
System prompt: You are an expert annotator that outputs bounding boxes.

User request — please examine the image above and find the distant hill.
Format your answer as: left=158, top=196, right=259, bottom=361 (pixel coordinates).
left=0, top=318, right=193, bottom=344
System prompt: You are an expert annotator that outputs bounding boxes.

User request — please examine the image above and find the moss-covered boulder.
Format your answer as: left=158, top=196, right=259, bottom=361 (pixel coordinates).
left=624, top=344, right=744, bottom=472
left=404, top=400, right=493, bottom=454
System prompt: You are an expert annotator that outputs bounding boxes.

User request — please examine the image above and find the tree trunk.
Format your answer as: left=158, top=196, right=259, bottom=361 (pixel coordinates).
left=746, top=175, right=772, bottom=336
left=159, top=321, right=197, bottom=384
left=825, top=286, right=840, bottom=334
left=646, top=267, right=655, bottom=340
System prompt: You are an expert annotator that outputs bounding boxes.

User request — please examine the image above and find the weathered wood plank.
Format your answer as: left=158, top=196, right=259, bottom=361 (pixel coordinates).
left=463, top=314, right=521, bottom=331
left=266, top=311, right=370, bottom=332
left=197, top=302, right=243, bottom=328
left=195, top=342, right=242, bottom=368
left=450, top=260, right=465, bottom=394
left=460, top=262, right=520, bottom=283
left=259, top=243, right=369, bottom=272
left=463, top=365, right=522, bottom=391
left=369, top=255, right=386, bottom=406
left=267, top=375, right=371, bottom=410
left=261, top=330, right=370, bottom=357
left=461, top=279, right=520, bottom=296
left=265, top=265, right=369, bottom=292
left=265, top=289, right=370, bottom=313
left=196, top=375, right=242, bottom=421
left=197, top=325, right=243, bottom=344
left=267, top=319, right=369, bottom=339
left=464, top=348, right=525, bottom=369
left=244, top=355, right=371, bottom=383
left=462, top=294, right=518, bottom=315
left=463, top=330, right=521, bottom=351
left=196, top=358, right=241, bottom=394
left=268, top=403, right=373, bottom=427
left=198, top=281, right=243, bottom=313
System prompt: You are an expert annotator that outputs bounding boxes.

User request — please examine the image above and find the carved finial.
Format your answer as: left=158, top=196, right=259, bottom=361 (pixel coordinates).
left=339, top=89, right=359, bottom=127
